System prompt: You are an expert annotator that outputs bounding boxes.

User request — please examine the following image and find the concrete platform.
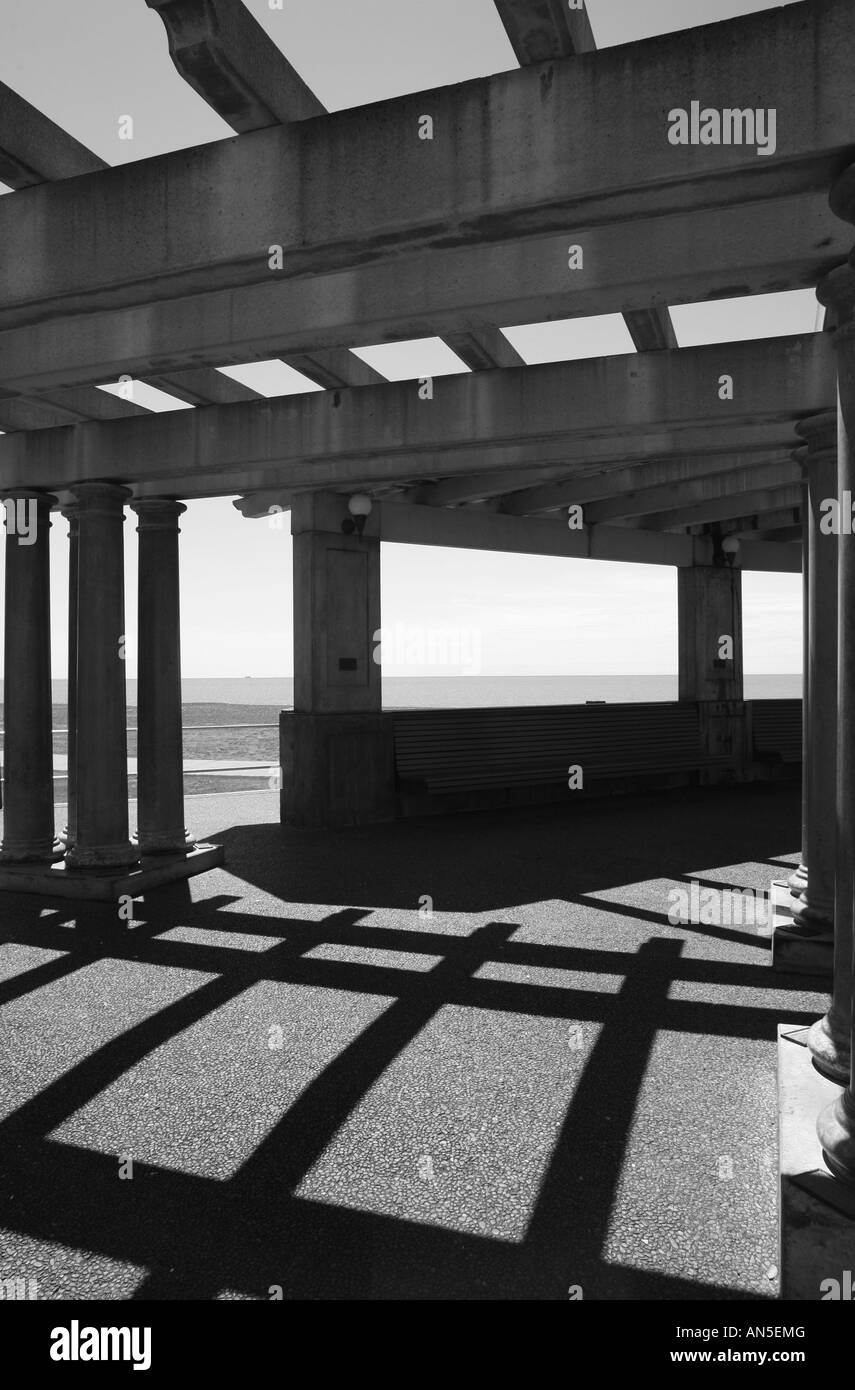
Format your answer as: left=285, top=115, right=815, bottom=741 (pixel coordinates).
left=778, top=1024, right=855, bottom=1300
left=771, top=879, right=833, bottom=978
left=0, top=842, right=224, bottom=901
left=0, top=783, right=831, bottom=1299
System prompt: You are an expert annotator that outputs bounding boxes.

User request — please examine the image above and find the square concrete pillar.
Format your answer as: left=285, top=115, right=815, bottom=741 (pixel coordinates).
left=678, top=564, right=744, bottom=702
left=284, top=492, right=393, bottom=827
left=292, top=493, right=381, bottom=715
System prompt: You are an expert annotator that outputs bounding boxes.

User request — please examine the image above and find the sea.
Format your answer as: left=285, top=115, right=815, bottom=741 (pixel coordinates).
left=0, top=674, right=802, bottom=796
left=17, top=673, right=803, bottom=709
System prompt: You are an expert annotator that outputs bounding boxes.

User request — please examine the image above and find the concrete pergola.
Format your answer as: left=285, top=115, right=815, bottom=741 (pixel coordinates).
left=2, top=0, right=855, bottom=1231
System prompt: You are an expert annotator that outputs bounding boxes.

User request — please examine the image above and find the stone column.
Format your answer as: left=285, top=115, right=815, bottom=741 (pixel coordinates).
left=65, top=482, right=137, bottom=870
left=792, top=413, right=838, bottom=934
left=678, top=565, right=744, bottom=702
left=789, top=468, right=810, bottom=898
left=283, top=491, right=394, bottom=828
left=133, top=499, right=192, bottom=854
left=816, top=235, right=855, bottom=1179
left=59, top=505, right=79, bottom=848
left=0, top=489, right=61, bottom=863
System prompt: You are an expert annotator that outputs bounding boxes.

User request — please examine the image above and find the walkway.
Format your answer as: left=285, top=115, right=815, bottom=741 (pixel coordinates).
left=0, top=783, right=826, bottom=1299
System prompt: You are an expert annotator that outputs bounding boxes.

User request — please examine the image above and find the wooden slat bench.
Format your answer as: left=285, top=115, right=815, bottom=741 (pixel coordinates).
left=750, top=698, right=803, bottom=766
left=392, top=702, right=731, bottom=797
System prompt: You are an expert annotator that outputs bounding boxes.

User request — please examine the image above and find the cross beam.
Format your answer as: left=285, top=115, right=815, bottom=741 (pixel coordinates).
left=0, top=0, right=849, bottom=331
left=0, top=336, right=832, bottom=501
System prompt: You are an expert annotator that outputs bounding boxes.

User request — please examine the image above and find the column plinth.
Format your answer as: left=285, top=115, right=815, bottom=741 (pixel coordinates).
left=0, top=490, right=62, bottom=863
left=133, top=499, right=192, bottom=855
left=65, top=483, right=137, bottom=871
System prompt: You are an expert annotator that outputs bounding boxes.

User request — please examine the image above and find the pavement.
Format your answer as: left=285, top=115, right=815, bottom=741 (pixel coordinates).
left=0, top=782, right=828, bottom=1300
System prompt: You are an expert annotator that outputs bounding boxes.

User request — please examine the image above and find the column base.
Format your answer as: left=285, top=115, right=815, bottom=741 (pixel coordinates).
left=788, top=863, right=808, bottom=895
left=817, top=1089, right=855, bottom=1185
left=0, top=839, right=66, bottom=865
left=792, top=901, right=834, bottom=934
left=0, top=842, right=224, bottom=901
left=133, top=828, right=195, bottom=855
left=65, top=841, right=139, bottom=871
left=808, top=1014, right=851, bottom=1085
left=771, top=879, right=833, bottom=976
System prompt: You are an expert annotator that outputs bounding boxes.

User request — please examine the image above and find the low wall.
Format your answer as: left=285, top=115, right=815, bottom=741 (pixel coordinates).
left=280, top=699, right=801, bottom=826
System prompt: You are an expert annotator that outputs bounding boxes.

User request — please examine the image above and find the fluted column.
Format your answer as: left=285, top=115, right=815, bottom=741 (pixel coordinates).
left=0, top=489, right=61, bottom=863
left=59, top=506, right=79, bottom=848
left=133, top=499, right=192, bottom=854
left=789, top=467, right=810, bottom=898
left=816, top=227, right=855, bottom=1178
left=792, top=413, right=838, bottom=935
left=65, top=482, right=136, bottom=870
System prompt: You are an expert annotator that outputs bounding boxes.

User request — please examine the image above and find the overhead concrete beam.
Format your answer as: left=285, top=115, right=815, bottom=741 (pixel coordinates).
left=623, top=307, right=679, bottom=352
left=236, top=489, right=801, bottom=573
left=1, top=0, right=850, bottom=328
left=0, top=385, right=150, bottom=431
left=582, top=460, right=800, bottom=524
left=736, top=538, right=801, bottom=573
left=144, top=0, right=325, bottom=130
left=0, top=336, right=832, bottom=499
left=441, top=325, right=525, bottom=371
left=140, top=367, right=262, bottom=406
left=742, top=523, right=803, bottom=542
left=637, top=485, right=802, bottom=532
left=279, top=350, right=387, bottom=390
left=500, top=449, right=793, bottom=515
left=0, top=194, right=843, bottom=393
left=0, top=80, right=107, bottom=188
left=720, top=508, right=802, bottom=536
left=494, top=0, right=596, bottom=62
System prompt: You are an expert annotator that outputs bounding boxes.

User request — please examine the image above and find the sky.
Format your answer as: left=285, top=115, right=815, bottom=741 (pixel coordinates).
left=0, top=0, right=807, bottom=680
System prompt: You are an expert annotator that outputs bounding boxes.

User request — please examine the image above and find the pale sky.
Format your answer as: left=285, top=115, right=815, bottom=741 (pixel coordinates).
left=0, top=0, right=806, bottom=679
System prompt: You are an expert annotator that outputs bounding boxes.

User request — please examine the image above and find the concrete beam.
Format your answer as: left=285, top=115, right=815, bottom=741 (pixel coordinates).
left=145, top=0, right=325, bottom=130
left=623, top=307, right=679, bottom=353
left=494, top=0, right=596, bottom=62
left=739, top=523, right=803, bottom=543
left=0, top=336, right=832, bottom=499
left=583, top=460, right=800, bottom=524
left=1, top=0, right=850, bottom=329
left=0, top=195, right=843, bottom=394
left=279, top=350, right=387, bottom=390
left=500, top=450, right=793, bottom=515
left=263, top=493, right=798, bottom=574
left=0, top=80, right=106, bottom=188
left=0, top=386, right=150, bottom=431
left=638, top=485, right=802, bottom=532
left=738, top=539, right=801, bottom=573
left=441, top=325, right=525, bottom=371
left=140, top=368, right=262, bottom=406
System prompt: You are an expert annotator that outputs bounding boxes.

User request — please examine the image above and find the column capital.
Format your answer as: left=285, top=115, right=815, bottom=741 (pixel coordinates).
left=0, top=488, right=57, bottom=504
left=132, top=498, right=186, bottom=531
left=69, top=482, right=133, bottom=516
